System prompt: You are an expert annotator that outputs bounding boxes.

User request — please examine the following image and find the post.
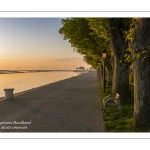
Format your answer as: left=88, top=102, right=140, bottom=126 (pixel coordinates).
left=102, top=49, right=107, bottom=92
left=4, top=88, right=14, bottom=100
left=101, top=65, right=103, bottom=88
left=97, top=66, right=99, bottom=78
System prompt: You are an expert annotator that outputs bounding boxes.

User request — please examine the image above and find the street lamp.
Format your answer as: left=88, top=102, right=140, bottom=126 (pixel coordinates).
left=102, top=49, right=107, bottom=93
left=98, top=61, right=103, bottom=88
left=97, top=62, right=101, bottom=79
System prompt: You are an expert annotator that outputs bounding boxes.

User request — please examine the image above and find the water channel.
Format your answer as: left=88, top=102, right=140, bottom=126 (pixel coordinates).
left=0, top=71, right=79, bottom=97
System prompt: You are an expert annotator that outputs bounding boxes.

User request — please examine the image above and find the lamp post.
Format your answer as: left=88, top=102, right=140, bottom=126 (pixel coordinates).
left=98, top=61, right=103, bottom=88
left=102, top=49, right=107, bottom=93
left=98, top=62, right=101, bottom=79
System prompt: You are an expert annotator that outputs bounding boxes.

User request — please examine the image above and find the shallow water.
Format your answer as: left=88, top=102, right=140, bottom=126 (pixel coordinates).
left=0, top=71, right=79, bottom=97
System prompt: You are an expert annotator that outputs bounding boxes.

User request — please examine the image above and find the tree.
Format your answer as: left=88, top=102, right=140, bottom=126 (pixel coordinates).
left=83, top=54, right=98, bottom=69
left=87, top=18, right=132, bottom=101
left=130, top=18, right=150, bottom=127
left=59, top=18, right=110, bottom=66
left=78, top=66, right=85, bottom=70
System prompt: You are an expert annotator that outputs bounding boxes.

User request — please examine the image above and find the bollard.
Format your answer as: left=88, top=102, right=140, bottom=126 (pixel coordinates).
left=4, top=88, right=14, bottom=100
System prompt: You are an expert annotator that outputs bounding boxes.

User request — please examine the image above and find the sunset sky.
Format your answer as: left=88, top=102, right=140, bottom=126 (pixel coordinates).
left=0, top=18, right=90, bottom=70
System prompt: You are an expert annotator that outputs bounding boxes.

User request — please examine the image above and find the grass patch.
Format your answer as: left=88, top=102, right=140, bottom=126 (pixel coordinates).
left=98, top=81, right=150, bottom=132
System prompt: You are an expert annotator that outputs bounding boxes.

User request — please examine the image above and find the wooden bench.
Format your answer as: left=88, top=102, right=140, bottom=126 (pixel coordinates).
left=103, top=93, right=121, bottom=112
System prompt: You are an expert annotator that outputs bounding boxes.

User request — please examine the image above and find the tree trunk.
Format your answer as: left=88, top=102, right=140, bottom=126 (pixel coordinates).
left=108, top=19, right=132, bottom=102
left=132, top=18, right=150, bottom=128
left=133, top=58, right=150, bottom=127
left=97, top=66, right=101, bottom=79
left=106, top=69, right=112, bottom=86
left=111, top=54, right=131, bottom=102
left=97, top=65, right=104, bottom=88
left=100, top=65, right=104, bottom=88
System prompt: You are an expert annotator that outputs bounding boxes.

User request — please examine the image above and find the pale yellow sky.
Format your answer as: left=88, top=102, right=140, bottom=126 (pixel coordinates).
left=0, top=57, right=88, bottom=70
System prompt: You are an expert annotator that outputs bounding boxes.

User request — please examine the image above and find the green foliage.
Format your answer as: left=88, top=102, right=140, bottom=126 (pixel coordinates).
left=87, top=18, right=112, bottom=41
left=123, top=18, right=138, bottom=41
left=135, top=49, right=148, bottom=60
left=129, top=72, right=134, bottom=84
left=59, top=18, right=111, bottom=69
left=87, top=18, right=135, bottom=64
left=123, top=50, right=132, bottom=63
left=87, top=18, right=111, bottom=55
left=83, top=55, right=98, bottom=69
left=59, top=18, right=104, bottom=57
left=59, top=18, right=147, bottom=64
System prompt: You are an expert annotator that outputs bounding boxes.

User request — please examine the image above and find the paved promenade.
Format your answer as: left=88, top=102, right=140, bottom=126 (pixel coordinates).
left=0, top=71, right=104, bottom=132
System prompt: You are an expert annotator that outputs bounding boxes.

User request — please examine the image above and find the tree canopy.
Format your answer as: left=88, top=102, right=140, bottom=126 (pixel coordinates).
left=59, top=18, right=111, bottom=68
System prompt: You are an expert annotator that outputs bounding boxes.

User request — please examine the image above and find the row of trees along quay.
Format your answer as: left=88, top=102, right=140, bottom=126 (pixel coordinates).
left=59, top=18, right=150, bottom=129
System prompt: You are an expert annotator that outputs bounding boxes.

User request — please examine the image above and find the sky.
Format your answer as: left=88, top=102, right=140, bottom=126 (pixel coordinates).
left=0, top=18, right=90, bottom=70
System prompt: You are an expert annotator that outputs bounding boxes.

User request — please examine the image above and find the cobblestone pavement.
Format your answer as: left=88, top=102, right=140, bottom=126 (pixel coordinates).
left=0, top=71, right=104, bottom=132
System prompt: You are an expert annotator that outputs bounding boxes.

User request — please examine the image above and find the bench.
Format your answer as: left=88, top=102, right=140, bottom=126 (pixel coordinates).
left=103, top=93, right=121, bottom=112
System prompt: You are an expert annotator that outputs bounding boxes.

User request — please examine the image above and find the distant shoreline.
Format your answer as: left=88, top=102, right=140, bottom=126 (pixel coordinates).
left=0, top=70, right=94, bottom=74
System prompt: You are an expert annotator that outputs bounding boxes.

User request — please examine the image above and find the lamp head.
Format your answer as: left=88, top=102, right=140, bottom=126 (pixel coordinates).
left=102, top=49, right=107, bottom=58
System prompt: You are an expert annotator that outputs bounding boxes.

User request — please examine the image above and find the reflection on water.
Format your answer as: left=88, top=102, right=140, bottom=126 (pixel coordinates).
left=0, top=71, right=79, bottom=97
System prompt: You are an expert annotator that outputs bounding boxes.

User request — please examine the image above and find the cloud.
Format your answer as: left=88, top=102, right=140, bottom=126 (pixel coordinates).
left=55, top=58, right=82, bottom=62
